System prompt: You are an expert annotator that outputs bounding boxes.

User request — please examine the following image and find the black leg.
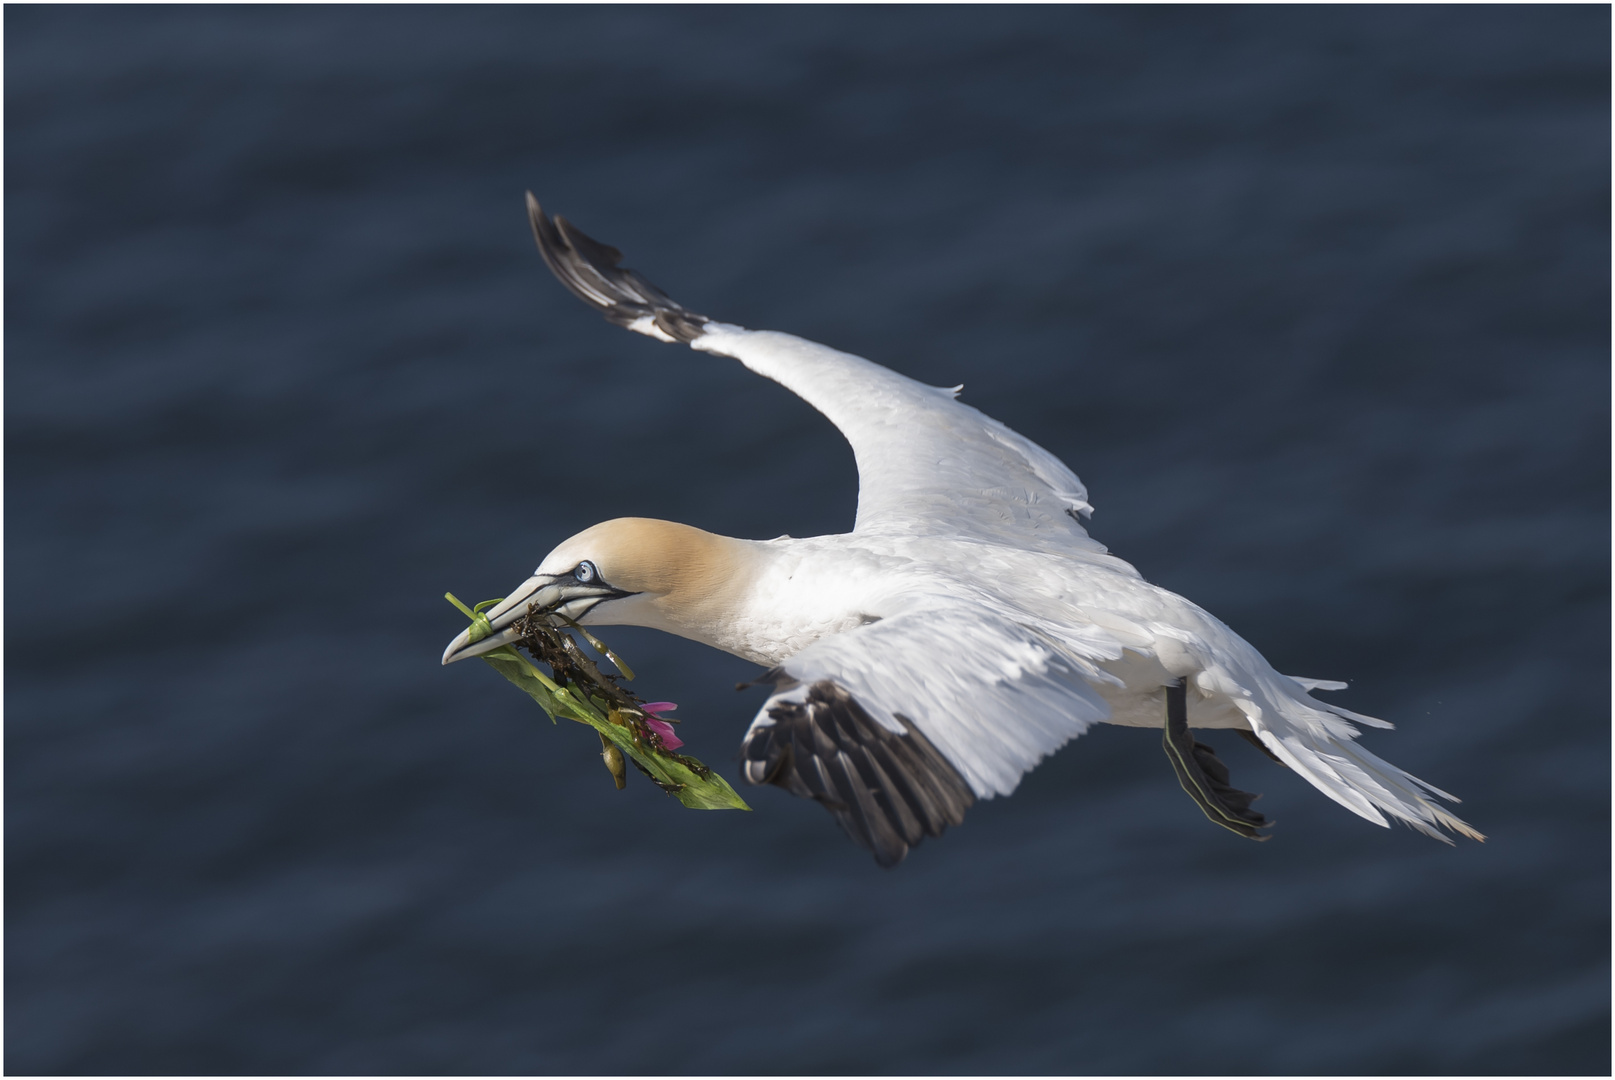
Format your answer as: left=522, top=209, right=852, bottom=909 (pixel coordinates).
left=1162, top=679, right=1271, bottom=840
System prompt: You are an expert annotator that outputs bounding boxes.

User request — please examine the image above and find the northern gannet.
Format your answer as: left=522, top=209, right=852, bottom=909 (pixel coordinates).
left=442, top=196, right=1483, bottom=866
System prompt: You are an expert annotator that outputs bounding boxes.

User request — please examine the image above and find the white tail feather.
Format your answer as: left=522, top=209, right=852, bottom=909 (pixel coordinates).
left=1250, top=703, right=1484, bottom=843
left=1290, top=675, right=1349, bottom=693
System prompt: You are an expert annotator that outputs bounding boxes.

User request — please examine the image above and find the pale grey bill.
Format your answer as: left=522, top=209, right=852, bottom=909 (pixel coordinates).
left=441, top=574, right=561, bottom=665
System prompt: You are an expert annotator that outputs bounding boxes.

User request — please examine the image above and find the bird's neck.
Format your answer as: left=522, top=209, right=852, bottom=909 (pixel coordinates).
left=582, top=525, right=785, bottom=658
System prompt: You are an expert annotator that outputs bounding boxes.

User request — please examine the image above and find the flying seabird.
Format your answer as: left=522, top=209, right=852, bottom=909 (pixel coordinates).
left=441, top=195, right=1484, bottom=866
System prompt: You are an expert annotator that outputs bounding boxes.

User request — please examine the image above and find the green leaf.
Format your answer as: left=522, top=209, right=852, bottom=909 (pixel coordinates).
left=447, top=593, right=750, bottom=812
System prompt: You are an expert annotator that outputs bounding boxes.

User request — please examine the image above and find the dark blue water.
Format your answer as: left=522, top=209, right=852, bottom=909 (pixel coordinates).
left=7, top=7, right=1608, bottom=1074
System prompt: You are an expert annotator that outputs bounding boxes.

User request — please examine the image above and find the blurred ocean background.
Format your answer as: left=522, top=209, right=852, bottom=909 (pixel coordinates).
left=6, top=6, right=1608, bottom=1074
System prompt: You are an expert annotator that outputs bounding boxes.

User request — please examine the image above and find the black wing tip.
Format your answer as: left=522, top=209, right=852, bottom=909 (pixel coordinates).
left=740, top=679, right=976, bottom=868
left=524, top=193, right=710, bottom=344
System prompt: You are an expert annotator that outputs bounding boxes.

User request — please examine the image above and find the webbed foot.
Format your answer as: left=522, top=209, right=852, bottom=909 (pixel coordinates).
left=1163, top=679, right=1271, bottom=840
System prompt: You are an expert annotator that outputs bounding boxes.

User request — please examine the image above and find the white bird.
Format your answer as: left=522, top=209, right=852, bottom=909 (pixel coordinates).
left=442, top=196, right=1483, bottom=866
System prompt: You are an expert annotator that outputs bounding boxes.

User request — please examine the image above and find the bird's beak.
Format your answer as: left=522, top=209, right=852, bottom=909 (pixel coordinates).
left=440, top=574, right=629, bottom=665
left=441, top=574, right=559, bottom=665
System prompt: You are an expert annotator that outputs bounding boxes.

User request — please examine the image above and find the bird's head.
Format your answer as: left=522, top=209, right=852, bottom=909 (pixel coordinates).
left=440, top=517, right=741, bottom=664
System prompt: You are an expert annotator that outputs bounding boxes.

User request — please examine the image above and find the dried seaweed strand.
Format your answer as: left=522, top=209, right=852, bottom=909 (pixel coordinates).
left=511, top=607, right=714, bottom=782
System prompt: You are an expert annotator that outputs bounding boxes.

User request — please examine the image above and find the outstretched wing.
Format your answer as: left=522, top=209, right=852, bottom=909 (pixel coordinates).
left=737, top=607, right=1115, bottom=866
left=528, top=196, right=1105, bottom=553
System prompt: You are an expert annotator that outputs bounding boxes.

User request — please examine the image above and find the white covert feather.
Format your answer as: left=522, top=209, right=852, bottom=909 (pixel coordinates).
left=695, top=325, right=1105, bottom=553
left=760, top=606, right=1112, bottom=798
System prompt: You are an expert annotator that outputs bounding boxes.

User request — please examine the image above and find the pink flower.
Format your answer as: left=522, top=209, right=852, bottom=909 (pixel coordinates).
left=640, top=702, right=683, bottom=750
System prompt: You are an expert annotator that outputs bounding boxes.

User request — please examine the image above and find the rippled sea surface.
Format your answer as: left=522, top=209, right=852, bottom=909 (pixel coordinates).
left=7, top=7, right=1609, bottom=1074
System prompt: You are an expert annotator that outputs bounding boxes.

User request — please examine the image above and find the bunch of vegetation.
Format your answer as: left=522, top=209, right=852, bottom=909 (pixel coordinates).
left=445, top=593, right=750, bottom=811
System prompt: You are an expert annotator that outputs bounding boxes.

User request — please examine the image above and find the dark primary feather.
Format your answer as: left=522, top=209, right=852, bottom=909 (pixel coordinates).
left=740, top=678, right=975, bottom=867
left=525, top=193, right=709, bottom=343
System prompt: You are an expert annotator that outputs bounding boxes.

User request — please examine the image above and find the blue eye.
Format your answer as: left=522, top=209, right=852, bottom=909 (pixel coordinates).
left=574, top=561, right=598, bottom=584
